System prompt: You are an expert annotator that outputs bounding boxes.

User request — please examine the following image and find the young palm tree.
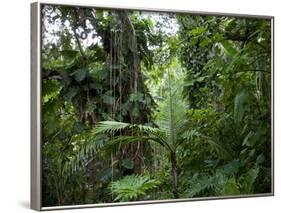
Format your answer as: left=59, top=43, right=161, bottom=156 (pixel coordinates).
left=94, top=72, right=188, bottom=198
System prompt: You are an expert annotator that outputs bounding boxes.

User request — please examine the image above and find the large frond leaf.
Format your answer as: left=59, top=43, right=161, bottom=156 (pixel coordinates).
left=94, top=121, right=173, bottom=152
left=155, top=71, right=188, bottom=149
left=94, top=121, right=131, bottom=134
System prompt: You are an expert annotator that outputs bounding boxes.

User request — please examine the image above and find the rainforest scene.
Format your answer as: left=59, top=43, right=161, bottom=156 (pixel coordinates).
left=41, top=4, right=272, bottom=207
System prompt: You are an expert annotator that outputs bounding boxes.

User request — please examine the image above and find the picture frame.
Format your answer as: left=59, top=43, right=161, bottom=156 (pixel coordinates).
left=31, top=1, right=274, bottom=211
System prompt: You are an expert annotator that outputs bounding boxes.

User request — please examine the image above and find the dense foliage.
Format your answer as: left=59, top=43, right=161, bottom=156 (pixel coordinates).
left=41, top=5, right=272, bottom=207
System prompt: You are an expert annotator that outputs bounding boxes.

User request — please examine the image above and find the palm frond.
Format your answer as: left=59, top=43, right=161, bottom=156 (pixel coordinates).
left=94, top=121, right=173, bottom=152
left=94, top=121, right=131, bottom=134
left=103, top=135, right=172, bottom=154
left=63, top=135, right=106, bottom=175
left=155, top=71, right=188, bottom=149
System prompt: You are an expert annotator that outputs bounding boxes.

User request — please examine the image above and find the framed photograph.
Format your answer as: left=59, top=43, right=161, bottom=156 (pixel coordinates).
left=31, top=1, right=274, bottom=211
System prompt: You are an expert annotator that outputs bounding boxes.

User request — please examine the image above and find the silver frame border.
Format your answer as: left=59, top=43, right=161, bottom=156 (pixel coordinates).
left=31, top=2, right=42, bottom=211
left=31, top=1, right=274, bottom=211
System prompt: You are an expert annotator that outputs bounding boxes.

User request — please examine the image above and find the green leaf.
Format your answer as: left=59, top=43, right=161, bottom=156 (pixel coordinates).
left=206, top=139, right=231, bottom=160
left=234, top=91, right=247, bottom=123
left=74, top=122, right=84, bottom=133
left=59, top=50, right=79, bottom=59
left=102, top=94, right=115, bottom=105
left=129, top=92, right=144, bottom=103
left=132, top=107, right=140, bottom=117
left=190, top=26, right=207, bottom=36
left=242, top=131, right=254, bottom=146
left=199, top=37, right=211, bottom=48
left=95, top=121, right=131, bottom=134
left=110, top=175, right=160, bottom=202
left=223, top=179, right=240, bottom=195
left=256, top=154, right=265, bottom=164
left=185, top=76, right=206, bottom=87
left=241, top=168, right=259, bottom=193
left=65, top=86, right=78, bottom=101
left=42, top=79, right=61, bottom=103
left=98, top=168, right=112, bottom=182
left=221, top=40, right=238, bottom=57
left=121, top=159, right=134, bottom=169
left=74, top=68, right=88, bottom=82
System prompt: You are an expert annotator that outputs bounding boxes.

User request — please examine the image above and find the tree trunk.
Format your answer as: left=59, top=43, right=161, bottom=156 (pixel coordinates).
left=170, top=152, right=179, bottom=198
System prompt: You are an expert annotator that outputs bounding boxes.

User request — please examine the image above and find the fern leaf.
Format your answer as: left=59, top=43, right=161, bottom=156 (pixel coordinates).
left=110, top=175, right=160, bottom=202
